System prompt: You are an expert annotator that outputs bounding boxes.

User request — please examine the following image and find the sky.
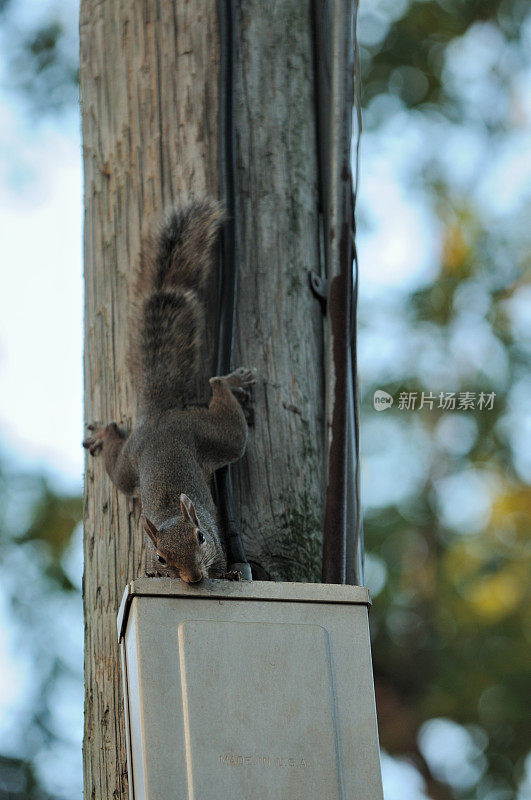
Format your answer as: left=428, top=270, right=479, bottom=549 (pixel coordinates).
left=0, top=0, right=82, bottom=492
left=0, top=102, right=83, bottom=491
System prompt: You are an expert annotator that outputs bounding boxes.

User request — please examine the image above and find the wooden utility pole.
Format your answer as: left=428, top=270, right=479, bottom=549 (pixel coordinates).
left=81, top=1, right=326, bottom=796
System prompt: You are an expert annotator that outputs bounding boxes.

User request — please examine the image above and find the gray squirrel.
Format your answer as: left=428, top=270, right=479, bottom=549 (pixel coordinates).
left=83, top=199, right=253, bottom=583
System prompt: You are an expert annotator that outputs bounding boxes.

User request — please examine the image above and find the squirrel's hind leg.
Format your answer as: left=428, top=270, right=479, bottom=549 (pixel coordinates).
left=83, top=422, right=139, bottom=496
left=190, top=369, right=254, bottom=471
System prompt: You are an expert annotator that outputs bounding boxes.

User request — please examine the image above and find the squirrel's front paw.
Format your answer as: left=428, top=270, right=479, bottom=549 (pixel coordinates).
left=224, top=367, right=256, bottom=400
left=225, top=569, right=242, bottom=581
left=82, top=422, right=117, bottom=456
left=209, top=369, right=256, bottom=423
left=231, top=367, right=256, bottom=388
left=227, top=368, right=256, bottom=424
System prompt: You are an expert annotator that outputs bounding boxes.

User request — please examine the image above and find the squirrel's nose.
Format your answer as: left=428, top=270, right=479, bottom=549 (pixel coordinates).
left=183, top=572, right=203, bottom=585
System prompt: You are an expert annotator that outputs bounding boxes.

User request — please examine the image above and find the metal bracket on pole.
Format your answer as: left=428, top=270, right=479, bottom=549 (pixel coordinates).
left=309, top=270, right=328, bottom=311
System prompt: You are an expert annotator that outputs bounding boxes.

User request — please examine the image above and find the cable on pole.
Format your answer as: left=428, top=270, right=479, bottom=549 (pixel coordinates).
left=347, top=0, right=364, bottom=585
left=313, top=0, right=363, bottom=585
left=216, top=0, right=252, bottom=581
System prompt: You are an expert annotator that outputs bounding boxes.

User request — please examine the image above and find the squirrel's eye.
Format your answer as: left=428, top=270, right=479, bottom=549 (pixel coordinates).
left=197, top=530, right=206, bottom=545
left=156, top=554, right=167, bottom=565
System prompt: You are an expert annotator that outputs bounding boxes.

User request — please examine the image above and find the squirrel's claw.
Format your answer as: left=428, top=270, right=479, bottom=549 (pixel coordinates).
left=210, top=367, right=256, bottom=404
left=83, top=422, right=106, bottom=456
left=225, top=367, right=256, bottom=394
left=82, top=433, right=104, bottom=456
left=233, top=366, right=256, bottom=384
left=225, top=569, right=242, bottom=581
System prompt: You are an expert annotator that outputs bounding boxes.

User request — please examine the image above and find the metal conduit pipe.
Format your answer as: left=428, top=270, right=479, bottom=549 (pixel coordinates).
left=313, top=0, right=362, bottom=585
left=216, top=0, right=252, bottom=581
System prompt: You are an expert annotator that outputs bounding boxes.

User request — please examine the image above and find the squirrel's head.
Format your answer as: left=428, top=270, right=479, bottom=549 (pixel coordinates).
left=142, top=494, right=225, bottom=583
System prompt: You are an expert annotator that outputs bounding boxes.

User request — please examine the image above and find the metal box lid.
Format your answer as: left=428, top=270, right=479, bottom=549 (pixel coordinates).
left=118, top=577, right=371, bottom=641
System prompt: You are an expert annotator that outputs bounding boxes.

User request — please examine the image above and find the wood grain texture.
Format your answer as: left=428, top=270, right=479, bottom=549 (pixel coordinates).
left=233, top=0, right=325, bottom=581
left=80, top=1, right=220, bottom=796
left=81, top=0, right=324, bottom=796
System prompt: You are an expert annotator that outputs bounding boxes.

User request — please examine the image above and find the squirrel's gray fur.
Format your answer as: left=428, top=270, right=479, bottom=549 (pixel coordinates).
left=129, top=198, right=224, bottom=413
left=83, top=199, right=253, bottom=583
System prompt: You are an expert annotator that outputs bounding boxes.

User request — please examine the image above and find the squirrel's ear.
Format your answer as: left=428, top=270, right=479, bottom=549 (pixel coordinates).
left=142, top=515, right=159, bottom=546
left=180, top=493, right=199, bottom=527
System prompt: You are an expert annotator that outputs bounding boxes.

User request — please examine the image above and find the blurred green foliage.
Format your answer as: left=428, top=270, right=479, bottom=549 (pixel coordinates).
left=0, top=461, right=82, bottom=799
left=0, top=755, right=45, bottom=800
left=0, top=0, right=78, bottom=113
left=359, top=0, right=531, bottom=798
left=361, top=0, right=530, bottom=117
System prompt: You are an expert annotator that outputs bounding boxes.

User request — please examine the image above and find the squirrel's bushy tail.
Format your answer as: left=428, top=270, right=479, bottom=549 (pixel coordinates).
left=129, top=198, right=224, bottom=413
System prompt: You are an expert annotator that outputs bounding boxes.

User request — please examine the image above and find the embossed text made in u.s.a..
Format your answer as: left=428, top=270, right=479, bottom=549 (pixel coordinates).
left=219, top=754, right=309, bottom=769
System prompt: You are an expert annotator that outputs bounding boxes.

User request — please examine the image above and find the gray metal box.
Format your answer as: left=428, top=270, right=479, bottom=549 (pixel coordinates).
left=118, top=578, right=384, bottom=800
